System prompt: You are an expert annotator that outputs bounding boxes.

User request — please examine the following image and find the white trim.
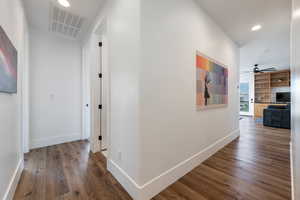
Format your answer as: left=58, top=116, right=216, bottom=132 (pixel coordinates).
left=21, top=25, right=30, bottom=154
left=19, top=0, right=30, bottom=155
left=87, top=19, right=109, bottom=154
left=291, top=142, right=295, bottom=200
left=108, top=160, right=140, bottom=199
left=90, top=133, right=101, bottom=153
left=30, top=133, right=82, bottom=149
left=81, top=47, right=87, bottom=140
left=108, top=129, right=240, bottom=200
left=102, top=28, right=110, bottom=159
left=240, top=113, right=253, bottom=117
left=2, top=159, right=24, bottom=200
left=240, top=72, right=255, bottom=116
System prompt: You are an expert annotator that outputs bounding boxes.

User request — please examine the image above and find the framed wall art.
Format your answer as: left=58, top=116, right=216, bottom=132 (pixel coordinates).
left=0, top=26, right=17, bottom=93
left=196, top=51, right=228, bottom=110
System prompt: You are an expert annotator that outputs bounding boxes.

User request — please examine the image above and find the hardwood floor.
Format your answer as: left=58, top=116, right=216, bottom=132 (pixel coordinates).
left=154, top=117, right=291, bottom=200
left=14, top=117, right=291, bottom=200
left=13, top=141, right=132, bottom=200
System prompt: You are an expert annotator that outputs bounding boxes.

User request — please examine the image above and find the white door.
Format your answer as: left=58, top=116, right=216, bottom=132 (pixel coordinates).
left=82, top=47, right=91, bottom=141
left=240, top=73, right=254, bottom=116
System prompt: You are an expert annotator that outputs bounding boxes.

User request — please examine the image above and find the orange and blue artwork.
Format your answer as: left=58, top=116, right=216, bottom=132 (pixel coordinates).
left=196, top=51, right=228, bottom=110
left=0, top=26, right=17, bottom=93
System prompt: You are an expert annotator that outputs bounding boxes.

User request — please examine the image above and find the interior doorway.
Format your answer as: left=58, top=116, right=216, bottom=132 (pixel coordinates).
left=240, top=73, right=254, bottom=116
left=82, top=20, right=109, bottom=157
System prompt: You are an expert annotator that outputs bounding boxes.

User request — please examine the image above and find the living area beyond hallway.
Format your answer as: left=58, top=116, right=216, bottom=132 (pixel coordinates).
left=13, top=117, right=291, bottom=200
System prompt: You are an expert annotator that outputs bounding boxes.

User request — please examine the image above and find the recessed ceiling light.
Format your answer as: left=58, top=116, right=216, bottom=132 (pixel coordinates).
left=58, top=0, right=70, bottom=8
left=251, top=25, right=262, bottom=31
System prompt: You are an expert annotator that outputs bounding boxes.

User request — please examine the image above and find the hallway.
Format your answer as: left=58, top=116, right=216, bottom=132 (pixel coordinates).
left=13, top=117, right=291, bottom=200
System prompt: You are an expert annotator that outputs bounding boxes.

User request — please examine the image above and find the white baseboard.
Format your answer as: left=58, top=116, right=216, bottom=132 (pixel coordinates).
left=90, top=134, right=101, bottom=153
left=3, top=159, right=24, bottom=200
left=108, top=160, right=141, bottom=199
left=30, top=133, right=82, bottom=149
left=108, top=129, right=240, bottom=200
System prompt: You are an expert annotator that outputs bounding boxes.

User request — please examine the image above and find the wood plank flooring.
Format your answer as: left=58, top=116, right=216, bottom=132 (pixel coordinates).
left=14, top=117, right=291, bottom=200
left=13, top=141, right=132, bottom=200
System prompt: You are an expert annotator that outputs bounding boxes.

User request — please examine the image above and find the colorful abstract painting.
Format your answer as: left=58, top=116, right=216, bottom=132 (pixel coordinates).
left=196, top=51, right=228, bottom=110
left=0, top=26, right=17, bottom=93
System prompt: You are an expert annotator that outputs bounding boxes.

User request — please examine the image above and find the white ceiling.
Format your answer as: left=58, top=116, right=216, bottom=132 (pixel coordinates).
left=196, top=0, right=291, bottom=71
left=24, top=0, right=291, bottom=70
left=23, top=0, right=105, bottom=40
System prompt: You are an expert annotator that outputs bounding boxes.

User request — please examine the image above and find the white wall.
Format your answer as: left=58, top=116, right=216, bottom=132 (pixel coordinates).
left=82, top=39, right=91, bottom=142
left=139, top=0, right=239, bottom=197
left=83, top=0, right=142, bottom=197
left=291, top=0, right=300, bottom=198
left=105, top=0, right=142, bottom=189
left=29, top=29, right=82, bottom=149
left=87, top=0, right=239, bottom=199
left=0, top=0, right=29, bottom=199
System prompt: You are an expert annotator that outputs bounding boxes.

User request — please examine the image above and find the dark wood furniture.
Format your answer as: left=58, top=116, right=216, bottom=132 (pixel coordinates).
left=263, top=104, right=291, bottom=129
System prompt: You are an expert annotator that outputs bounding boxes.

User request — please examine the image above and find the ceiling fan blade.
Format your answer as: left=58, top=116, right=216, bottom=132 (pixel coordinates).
left=260, top=68, right=276, bottom=72
left=265, top=67, right=276, bottom=70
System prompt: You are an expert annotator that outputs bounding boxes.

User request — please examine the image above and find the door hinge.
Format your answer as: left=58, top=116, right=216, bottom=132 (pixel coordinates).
left=98, top=104, right=102, bottom=109
left=98, top=73, right=102, bottom=78
left=99, top=42, right=102, bottom=47
left=98, top=135, right=102, bottom=141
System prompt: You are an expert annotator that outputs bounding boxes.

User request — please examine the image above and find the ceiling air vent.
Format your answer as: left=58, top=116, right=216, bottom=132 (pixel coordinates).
left=49, top=3, right=85, bottom=39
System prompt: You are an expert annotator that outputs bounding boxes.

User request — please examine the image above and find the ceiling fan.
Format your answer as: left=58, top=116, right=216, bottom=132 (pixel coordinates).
left=241, top=64, right=276, bottom=74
